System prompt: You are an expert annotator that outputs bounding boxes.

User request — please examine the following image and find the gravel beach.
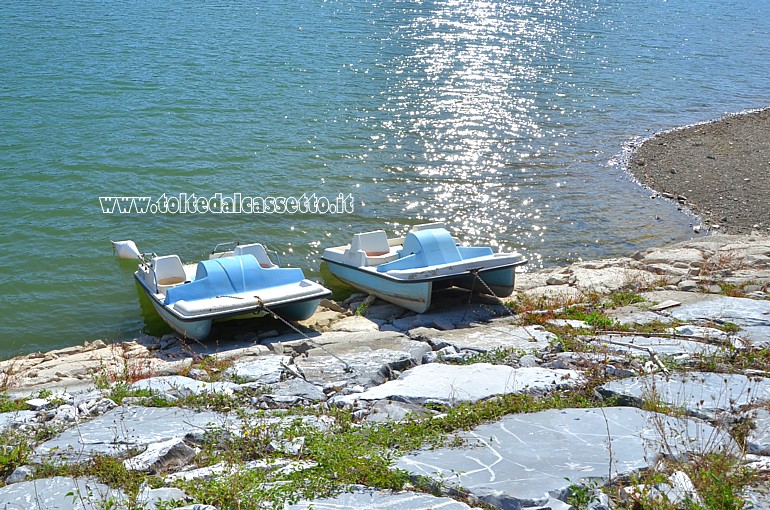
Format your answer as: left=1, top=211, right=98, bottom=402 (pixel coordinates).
left=629, top=108, right=770, bottom=234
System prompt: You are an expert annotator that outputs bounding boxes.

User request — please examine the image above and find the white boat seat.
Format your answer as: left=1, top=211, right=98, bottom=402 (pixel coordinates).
left=349, top=230, right=399, bottom=266
left=233, top=243, right=276, bottom=268
left=152, top=255, right=187, bottom=295
left=351, top=230, right=390, bottom=256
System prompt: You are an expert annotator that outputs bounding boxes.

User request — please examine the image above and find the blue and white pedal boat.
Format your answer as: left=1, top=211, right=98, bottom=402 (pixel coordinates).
left=127, top=242, right=331, bottom=340
left=321, top=224, right=527, bottom=313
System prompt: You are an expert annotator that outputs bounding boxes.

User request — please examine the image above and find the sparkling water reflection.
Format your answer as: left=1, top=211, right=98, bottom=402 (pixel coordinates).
left=1, top=0, right=769, bottom=355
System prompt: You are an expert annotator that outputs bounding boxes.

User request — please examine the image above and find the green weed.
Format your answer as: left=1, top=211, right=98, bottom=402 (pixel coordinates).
left=566, top=477, right=601, bottom=509
left=0, top=394, right=27, bottom=414
left=0, top=429, right=33, bottom=483
left=455, top=347, right=528, bottom=365
left=606, top=290, right=646, bottom=308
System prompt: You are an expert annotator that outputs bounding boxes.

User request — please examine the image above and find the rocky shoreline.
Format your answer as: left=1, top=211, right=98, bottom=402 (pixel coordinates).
left=629, top=108, right=770, bottom=235
left=2, top=233, right=770, bottom=509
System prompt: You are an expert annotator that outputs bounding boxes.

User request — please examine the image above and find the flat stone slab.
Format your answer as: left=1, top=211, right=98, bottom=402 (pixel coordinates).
left=0, top=410, right=36, bottom=433
left=670, top=296, right=770, bottom=347
left=610, top=308, right=674, bottom=326
left=285, top=487, right=480, bottom=509
left=288, top=331, right=431, bottom=388
left=569, top=265, right=657, bottom=294
left=366, top=401, right=433, bottom=423
left=0, top=476, right=184, bottom=510
left=264, top=378, right=327, bottom=402
left=600, top=372, right=770, bottom=419
left=746, top=408, right=770, bottom=456
left=390, top=303, right=510, bottom=332
left=744, top=486, right=770, bottom=510
left=334, top=363, right=583, bottom=406
left=224, top=355, right=291, bottom=384
left=642, top=247, right=704, bottom=267
left=131, top=375, right=240, bottom=398
left=123, top=437, right=196, bottom=473
left=0, top=476, right=120, bottom=509
left=328, top=315, right=381, bottom=332
left=591, top=334, right=727, bottom=359
left=396, top=407, right=736, bottom=509
left=411, top=324, right=555, bottom=353
left=34, top=405, right=228, bottom=463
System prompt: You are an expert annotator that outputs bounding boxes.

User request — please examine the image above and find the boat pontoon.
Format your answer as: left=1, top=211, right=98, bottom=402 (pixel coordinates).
left=321, top=223, right=527, bottom=313
left=119, top=241, right=331, bottom=340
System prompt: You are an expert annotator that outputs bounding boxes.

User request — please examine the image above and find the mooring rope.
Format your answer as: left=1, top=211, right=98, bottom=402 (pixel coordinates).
left=257, top=297, right=355, bottom=374
left=467, top=269, right=544, bottom=343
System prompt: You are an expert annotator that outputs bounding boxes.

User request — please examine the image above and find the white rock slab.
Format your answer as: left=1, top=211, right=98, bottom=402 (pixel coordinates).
left=291, top=331, right=431, bottom=388
left=649, top=300, right=682, bottom=312
left=670, top=296, right=770, bottom=347
left=265, top=378, right=326, bottom=402
left=744, top=486, right=770, bottom=510
left=284, top=487, right=481, bottom=509
left=0, top=410, right=36, bottom=433
left=642, top=248, right=704, bottom=267
left=165, top=458, right=309, bottom=483
left=224, top=355, right=291, bottom=384
left=601, top=372, right=770, bottom=420
left=123, top=437, right=197, bottom=473
left=0, top=476, right=184, bottom=509
left=328, top=315, right=381, bottom=332
left=411, top=324, right=555, bottom=353
left=746, top=408, right=770, bottom=456
left=131, top=375, right=240, bottom=398
left=333, top=363, right=583, bottom=405
left=669, top=325, right=730, bottom=341
left=34, top=405, right=229, bottom=463
left=591, top=334, right=727, bottom=359
left=0, top=476, right=120, bottom=510
left=396, top=407, right=736, bottom=509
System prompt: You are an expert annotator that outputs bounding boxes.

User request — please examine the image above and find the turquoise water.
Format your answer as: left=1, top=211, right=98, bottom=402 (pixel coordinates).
left=2, top=0, right=769, bottom=357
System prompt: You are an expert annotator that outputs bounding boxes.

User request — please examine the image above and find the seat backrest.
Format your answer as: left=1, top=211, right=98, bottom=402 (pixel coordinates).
left=152, top=255, right=186, bottom=285
left=401, top=228, right=462, bottom=265
left=350, top=230, right=390, bottom=256
left=165, top=255, right=305, bottom=305
left=234, top=243, right=275, bottom=268
left=376, top=228, right=461, bottom=272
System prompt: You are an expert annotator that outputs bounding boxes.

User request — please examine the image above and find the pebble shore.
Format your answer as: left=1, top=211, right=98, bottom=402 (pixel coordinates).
left=630, top=108, right=770, bottom=235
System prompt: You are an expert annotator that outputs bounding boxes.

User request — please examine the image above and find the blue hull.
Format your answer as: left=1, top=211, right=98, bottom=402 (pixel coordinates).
left=325, top=262, right=517, bottom=313
left=136, top=272, right=326, bottom=340
left=148, top=298, right=213, bottom=340
left=454, top=267, right=516, bottom=297
left=325, top=262, right=433, bottom=313
left=270, top=298, right=324, bottom=321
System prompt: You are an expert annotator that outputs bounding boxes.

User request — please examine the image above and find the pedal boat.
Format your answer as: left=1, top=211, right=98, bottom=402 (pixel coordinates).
left=321, top=223, right=527, bottom=313
left=132, top=242, right=331, bottom=340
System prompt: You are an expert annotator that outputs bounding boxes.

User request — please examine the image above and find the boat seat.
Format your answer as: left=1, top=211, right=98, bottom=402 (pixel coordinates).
left=152, top=255, right=187, bottom=295
left=349, top=230, right=398, bottom=266
left=351, top=230, right=390, bottom=256
left=234, top=243, right=276, bottom=268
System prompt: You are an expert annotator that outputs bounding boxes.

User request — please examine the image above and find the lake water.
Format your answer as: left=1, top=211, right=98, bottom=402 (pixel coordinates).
left=2, top=0, right=769, bottom=357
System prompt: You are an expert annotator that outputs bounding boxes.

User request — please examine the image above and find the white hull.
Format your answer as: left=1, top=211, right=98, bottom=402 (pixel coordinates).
left=322, top=224, right=526, bottom=313
left=133, top=243, right=330, bottom=340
